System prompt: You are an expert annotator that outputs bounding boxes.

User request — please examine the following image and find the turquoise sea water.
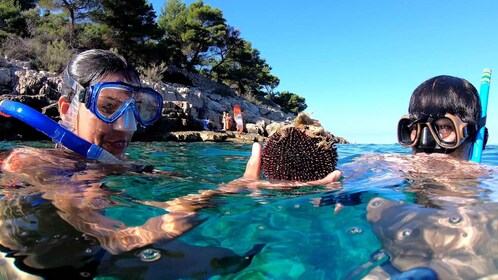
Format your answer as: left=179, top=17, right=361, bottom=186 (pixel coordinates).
left=1, top=141, right=498, bottom=279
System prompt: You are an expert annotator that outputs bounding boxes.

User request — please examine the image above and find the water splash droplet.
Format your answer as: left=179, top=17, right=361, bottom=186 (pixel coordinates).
left=401, top=228, right=412, bottom=238
left=448, top=216, right=462, bottom=224
left=371, top=250, right=386, bottom=262
left=349, top=227, right=362, bottom=234
left=137, top=248, right=161, bottom=262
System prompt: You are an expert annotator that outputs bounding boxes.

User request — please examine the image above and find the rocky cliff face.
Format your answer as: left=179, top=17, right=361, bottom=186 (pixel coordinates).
left=0, top=57, right=349, bottom=144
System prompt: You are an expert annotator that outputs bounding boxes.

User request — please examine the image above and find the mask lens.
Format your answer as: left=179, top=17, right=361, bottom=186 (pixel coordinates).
left=96, top=87, right=132, bottom=119
left=113, top=107, right=137, bottom=132
left=135, top=89, right=162, bottom=124
left=91, top=82, right=162, bottom=126
left=398, top=118, right=418, bottom=146
left=432, top=117, right=458, bottom=147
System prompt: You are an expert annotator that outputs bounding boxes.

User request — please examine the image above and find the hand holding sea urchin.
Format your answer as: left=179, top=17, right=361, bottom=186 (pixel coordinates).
left=262, top=113, right=338, bottom=181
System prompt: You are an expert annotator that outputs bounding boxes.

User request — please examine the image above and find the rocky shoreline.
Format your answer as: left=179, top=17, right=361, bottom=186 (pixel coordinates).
left=159, top=130, right=266, bottom=143
left=0, top=56, right=349, bottom=144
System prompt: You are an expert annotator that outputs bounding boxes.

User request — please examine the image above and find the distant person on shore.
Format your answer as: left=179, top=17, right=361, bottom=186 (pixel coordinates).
left=222, top=111, right=227, bottom=130
left=226, top=112, right=232, bottom=130
left=0, top=49, right=342, bottom=256
left=201, top=118, right=212, bottom=130
left=221, top=111, right=232, bottom=131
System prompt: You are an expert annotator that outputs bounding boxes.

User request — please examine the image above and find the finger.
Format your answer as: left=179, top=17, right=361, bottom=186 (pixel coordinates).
left=306, top=170, right=343, bottom=186
left=243, top=143, right=262, bottom=179
left=327, top=170, right=343, bottom=182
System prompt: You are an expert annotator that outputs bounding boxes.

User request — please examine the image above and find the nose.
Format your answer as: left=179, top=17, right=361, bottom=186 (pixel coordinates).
left=418, top=126, right=436, bottom=148
left=113, top=108, right=137, bottom=132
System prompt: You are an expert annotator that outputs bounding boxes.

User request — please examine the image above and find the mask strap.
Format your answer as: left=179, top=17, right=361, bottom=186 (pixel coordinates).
left=477, top=116, right=486, bottom=130
left=61, top=68, right=86, bottom=130
left=63, top=67, right=88, bottom=103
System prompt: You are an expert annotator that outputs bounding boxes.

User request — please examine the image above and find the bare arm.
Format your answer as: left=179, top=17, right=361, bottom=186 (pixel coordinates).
left=50, top=184, right=202, bottom=255
left=2, top=145, right=342, bottom=255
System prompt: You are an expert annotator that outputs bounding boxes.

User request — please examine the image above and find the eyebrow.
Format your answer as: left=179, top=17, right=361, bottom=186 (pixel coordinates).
left=101, top=96, right=126, bottom=103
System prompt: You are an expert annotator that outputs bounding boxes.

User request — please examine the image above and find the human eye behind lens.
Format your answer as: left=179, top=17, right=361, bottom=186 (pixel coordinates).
left=437, top=125, right=453, bottom=131
left=97, top=98, right=120, bottom=116
left=435, top=119, right=454, bottom=132
left=435, top=119, right=457, bottom=142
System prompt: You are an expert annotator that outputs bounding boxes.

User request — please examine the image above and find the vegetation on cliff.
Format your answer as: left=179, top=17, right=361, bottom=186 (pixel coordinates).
left=0, top=0, right=307, bottom=114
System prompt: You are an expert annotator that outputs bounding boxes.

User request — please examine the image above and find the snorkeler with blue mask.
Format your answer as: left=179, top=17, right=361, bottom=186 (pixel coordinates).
left=0, top=48, right=343, bottom=265
left=57, top=50, right=163, bottom=160
left=62, top=69, right=163, bottom=129
left=0, top=50, right=163, bottom=163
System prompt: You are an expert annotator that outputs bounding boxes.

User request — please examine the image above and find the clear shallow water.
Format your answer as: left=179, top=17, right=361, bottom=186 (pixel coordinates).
left=0, top=141, right=498, bottom=279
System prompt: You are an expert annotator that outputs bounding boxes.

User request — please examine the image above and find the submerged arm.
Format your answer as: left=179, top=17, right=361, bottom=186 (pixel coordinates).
left=50, top=184, right=202, bottom=255
left=3, top=144, right=341, bottom=255
left=144, top=143, right=343, bottom=218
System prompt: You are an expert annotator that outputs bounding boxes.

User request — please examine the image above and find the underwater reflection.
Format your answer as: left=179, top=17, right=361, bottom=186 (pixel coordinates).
left=0, top=147, right=263, bottom=279
left=343, top=153, right=498, bottom=279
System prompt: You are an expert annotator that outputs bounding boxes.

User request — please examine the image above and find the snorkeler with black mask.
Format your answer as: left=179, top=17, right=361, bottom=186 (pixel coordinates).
left=397, top=74, right=488, bottom=160
left=397, top=112, right=480, bottom=154
left=356, top=73, right=493, bottom=280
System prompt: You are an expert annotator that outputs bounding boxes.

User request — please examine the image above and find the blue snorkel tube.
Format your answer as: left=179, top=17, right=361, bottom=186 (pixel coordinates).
left=470, top=68, right=492, bottom=163
left=0, top=100, right=123, bottom=164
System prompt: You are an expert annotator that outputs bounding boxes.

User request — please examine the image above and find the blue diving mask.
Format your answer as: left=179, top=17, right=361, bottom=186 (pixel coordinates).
left=80, top=81, right=163, bottom=127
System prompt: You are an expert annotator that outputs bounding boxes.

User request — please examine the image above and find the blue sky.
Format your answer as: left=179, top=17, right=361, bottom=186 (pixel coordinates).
left=149, top=0, right=498, bottom=144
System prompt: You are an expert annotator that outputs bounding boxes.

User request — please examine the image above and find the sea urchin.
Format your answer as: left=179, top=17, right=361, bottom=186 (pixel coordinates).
left=262, top=114, right=338, bottom=181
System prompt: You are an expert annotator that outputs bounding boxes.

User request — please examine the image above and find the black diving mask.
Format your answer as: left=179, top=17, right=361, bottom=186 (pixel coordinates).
left=397, top=113, right=477, bottom=153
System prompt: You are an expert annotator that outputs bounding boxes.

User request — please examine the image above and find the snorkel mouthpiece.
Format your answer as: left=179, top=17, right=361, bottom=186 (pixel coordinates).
left=0, top=100, right=123, bottom=165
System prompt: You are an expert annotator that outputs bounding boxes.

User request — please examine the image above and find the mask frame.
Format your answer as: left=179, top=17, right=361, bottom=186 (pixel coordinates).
left=81, top=81, right=163, bottom=127
left=397, top=113, right=477, bottom=150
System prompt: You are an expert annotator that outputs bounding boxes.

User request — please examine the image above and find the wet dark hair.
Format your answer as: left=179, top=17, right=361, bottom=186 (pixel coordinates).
left=64, top=49, right=140, bottom=101
left=408, top=75, right=481, bottom=124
